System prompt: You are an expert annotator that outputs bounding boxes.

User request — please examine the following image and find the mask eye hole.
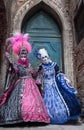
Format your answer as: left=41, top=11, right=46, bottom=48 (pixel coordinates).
left=21, top=56, right=26, bottom=58
left=42, top=56, right=45, bottom=59
left=42, top=56, right=48, bottom=59
left=21, top=54, right=27, bottom=58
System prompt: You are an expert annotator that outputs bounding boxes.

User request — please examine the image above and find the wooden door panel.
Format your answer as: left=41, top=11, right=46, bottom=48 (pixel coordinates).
left=22, top=11, right=62, bottom=70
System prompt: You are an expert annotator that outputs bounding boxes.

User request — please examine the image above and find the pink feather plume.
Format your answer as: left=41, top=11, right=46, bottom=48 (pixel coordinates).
left=6, top=33, right=32, bottom=54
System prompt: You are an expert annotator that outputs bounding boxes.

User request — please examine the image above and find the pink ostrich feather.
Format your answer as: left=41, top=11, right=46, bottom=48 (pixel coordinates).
left=7, top=33, right=32, bottom=55
left=22, top=34, right=32, bottom=54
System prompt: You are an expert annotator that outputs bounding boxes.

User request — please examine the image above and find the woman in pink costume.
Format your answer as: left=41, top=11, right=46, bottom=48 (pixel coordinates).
left=0, top=33, right=50, bottom=125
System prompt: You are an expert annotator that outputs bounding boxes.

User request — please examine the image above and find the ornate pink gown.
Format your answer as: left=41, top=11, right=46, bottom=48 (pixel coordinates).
left=0, top=58, right=50, bottom=125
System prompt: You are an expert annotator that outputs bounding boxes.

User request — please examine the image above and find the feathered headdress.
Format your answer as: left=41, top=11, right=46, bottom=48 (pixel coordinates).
left=6, top=33, right=32, bottom=55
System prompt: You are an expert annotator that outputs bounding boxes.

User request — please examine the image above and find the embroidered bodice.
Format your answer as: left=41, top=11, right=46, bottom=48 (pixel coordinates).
left=17, top=65, right=33, bottom=78
left=42, top=62, right=57, bottom=84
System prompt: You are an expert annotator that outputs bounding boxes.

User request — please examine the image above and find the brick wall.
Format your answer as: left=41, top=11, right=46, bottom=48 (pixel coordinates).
left=69, top=0, right=84, bottom=119
left=69, top=0, right=82, bottom=18
left=75, top=39, right=84, bottom=119
left=0, top=0, right=7, bottom=98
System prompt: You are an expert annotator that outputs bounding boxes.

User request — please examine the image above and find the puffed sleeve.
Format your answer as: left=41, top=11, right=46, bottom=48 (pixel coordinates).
left=56, top=73, right=78, bottom=95
left=54, top=62, right=77, bottom=95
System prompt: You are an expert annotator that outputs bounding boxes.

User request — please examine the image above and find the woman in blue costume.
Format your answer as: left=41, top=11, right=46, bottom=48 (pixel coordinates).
left=34, top=48, right=82, bottom=124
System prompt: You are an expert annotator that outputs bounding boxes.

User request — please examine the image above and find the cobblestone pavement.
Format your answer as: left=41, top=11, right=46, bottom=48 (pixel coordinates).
left=0, top=122, right=84, bottom=130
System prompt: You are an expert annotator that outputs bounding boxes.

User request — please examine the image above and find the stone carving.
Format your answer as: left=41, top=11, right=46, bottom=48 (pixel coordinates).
left=12, top=0, right=34, bottom=32
left=12, top=0, right=71, bottom=32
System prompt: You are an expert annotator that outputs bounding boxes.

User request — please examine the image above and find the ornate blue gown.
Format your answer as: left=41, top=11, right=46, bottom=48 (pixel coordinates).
left=39, top=62, right=81, bottom=124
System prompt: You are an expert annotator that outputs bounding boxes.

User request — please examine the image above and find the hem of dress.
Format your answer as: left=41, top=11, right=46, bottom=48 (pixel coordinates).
left=0, top=120, right=24, bottom=125
left=68, top=113, right=82, bottom=120
left=0, top=119, right=50, bottom=125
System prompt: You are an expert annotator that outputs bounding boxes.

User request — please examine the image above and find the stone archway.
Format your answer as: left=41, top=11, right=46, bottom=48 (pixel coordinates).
left=12, top=0, right=75, bottom=86
left=0, top=0, right=7, bottom=97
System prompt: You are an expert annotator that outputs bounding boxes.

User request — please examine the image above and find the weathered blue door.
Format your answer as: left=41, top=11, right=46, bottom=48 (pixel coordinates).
left=22, top=11, right=62, bottom=70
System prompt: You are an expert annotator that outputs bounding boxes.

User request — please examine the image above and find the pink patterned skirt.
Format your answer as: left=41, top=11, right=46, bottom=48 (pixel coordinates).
left=0, top=77, right=50, bottom=124
left=21, top=78, right=50, bottom=123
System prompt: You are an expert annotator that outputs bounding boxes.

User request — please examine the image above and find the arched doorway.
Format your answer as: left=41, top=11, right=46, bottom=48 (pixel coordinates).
left=13, top=0, right=75, bottom=85
left=22, top=10, right=63, bottom=71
